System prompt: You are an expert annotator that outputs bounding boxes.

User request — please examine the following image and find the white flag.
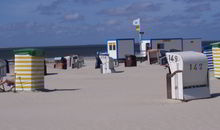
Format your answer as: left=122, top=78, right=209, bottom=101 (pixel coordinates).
left=133, top=18, right=140, bottom=26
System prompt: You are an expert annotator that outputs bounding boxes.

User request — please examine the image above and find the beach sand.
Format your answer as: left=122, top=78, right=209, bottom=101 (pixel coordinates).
left=1, top=58, right=220, bottom=130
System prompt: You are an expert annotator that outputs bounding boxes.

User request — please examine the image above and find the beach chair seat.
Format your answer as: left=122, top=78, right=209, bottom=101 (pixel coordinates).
left=0, top=74, right=16, bottom=92
left=0, top=83, right=5, bottom=92
left=0, top=82, right=15, bottom=92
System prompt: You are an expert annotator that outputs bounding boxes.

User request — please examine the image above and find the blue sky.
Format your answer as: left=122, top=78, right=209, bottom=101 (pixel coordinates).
left=0, top=0, right=220, bottom=47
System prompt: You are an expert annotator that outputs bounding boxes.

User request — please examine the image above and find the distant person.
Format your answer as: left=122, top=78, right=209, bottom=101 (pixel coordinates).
left=4, top=59, right=10, bottom=73
left=61, top=57, right=67, bottom=69
left=95, top=52, right=102, bottom=69
left=44, top=60, right=47, bottom=75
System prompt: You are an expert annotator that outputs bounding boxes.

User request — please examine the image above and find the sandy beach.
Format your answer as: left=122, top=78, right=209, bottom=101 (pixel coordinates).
left=1, top=58, right=220, bottom=130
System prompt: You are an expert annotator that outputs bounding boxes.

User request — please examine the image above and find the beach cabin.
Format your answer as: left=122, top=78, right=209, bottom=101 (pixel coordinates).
left=150, top=38, right=202, bottom=52
left=151, top=38, right=182, bottom=52
left=135, top=40, right=151, bottom=62
left=14, top=49, right=45, bottom=91
left=166, top=51, right=210, bottom=101
left=183, top=38, right=202, bottom=52
left=107, top=38, right=135, bottom=60
left=139, top=40, right=151, bottom=57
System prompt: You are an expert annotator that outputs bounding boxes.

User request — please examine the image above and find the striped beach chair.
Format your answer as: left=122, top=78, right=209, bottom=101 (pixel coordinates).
left=203, top=49, right=214, bottom=70
left=212, top=42, right=220, bottom=78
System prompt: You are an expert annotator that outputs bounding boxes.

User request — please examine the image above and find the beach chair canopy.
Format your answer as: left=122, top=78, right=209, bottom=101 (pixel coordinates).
left=0, top=60, right=6, bottom=78
left=14, top=48, right=44, bottom=57
left=0, top=60, right=6, bottom=67
left=211, top=42, right=220, bottom=48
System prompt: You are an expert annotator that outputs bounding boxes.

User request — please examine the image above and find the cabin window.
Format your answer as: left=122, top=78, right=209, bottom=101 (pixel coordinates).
left=113, top=44, right=116, bottom=50
left=157, top=43, right=164, bottom=49
left=109, top=45, right=113, bottom=50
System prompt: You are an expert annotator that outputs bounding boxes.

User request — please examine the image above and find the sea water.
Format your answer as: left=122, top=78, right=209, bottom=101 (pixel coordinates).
left=0, top=44, right=107, bottom=59
left=0, top=41, right=217, bottom=59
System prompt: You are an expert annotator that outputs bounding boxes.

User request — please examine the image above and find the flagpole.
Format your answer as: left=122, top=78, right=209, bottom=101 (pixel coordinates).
left=139, top=19, right=141, bottom=43
left=133, top=18, right=143, bottom=44
left=138, top=19, right=144, bottom=43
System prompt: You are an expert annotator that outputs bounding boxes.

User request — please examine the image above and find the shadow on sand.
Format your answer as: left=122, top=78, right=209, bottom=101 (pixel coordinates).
left=37, top=88, right=80, bottom=92
left=112, top=70, right=124, bottom=73
left=184, top=93, right=220, bottom=102
left=211, top=93, right=220, bottom=98
left=45, top=73, right=58, bottom=76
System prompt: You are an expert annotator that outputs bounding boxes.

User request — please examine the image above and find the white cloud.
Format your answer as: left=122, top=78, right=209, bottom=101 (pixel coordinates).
left=62, top=13, right=84, bottom=22
left=105, top=19, right=120, bottom=25
left=99, top=1, right=162, bottom=16
left=64, top=13, right=79, bottom=20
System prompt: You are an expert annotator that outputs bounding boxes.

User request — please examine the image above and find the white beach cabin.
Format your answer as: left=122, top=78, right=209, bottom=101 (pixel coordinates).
left=166, top=51, right=210, bottom=101
left=139, top=40, right=151, bottom=57
left=107, top=38, right=135, bottom=60
left=151, top=38, right=202, bottom=52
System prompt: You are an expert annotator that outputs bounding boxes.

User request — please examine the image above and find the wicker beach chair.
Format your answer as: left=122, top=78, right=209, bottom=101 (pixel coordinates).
left=0, top=82, right=5, bottom=92
left=0, top=74, right=16, bottom=92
